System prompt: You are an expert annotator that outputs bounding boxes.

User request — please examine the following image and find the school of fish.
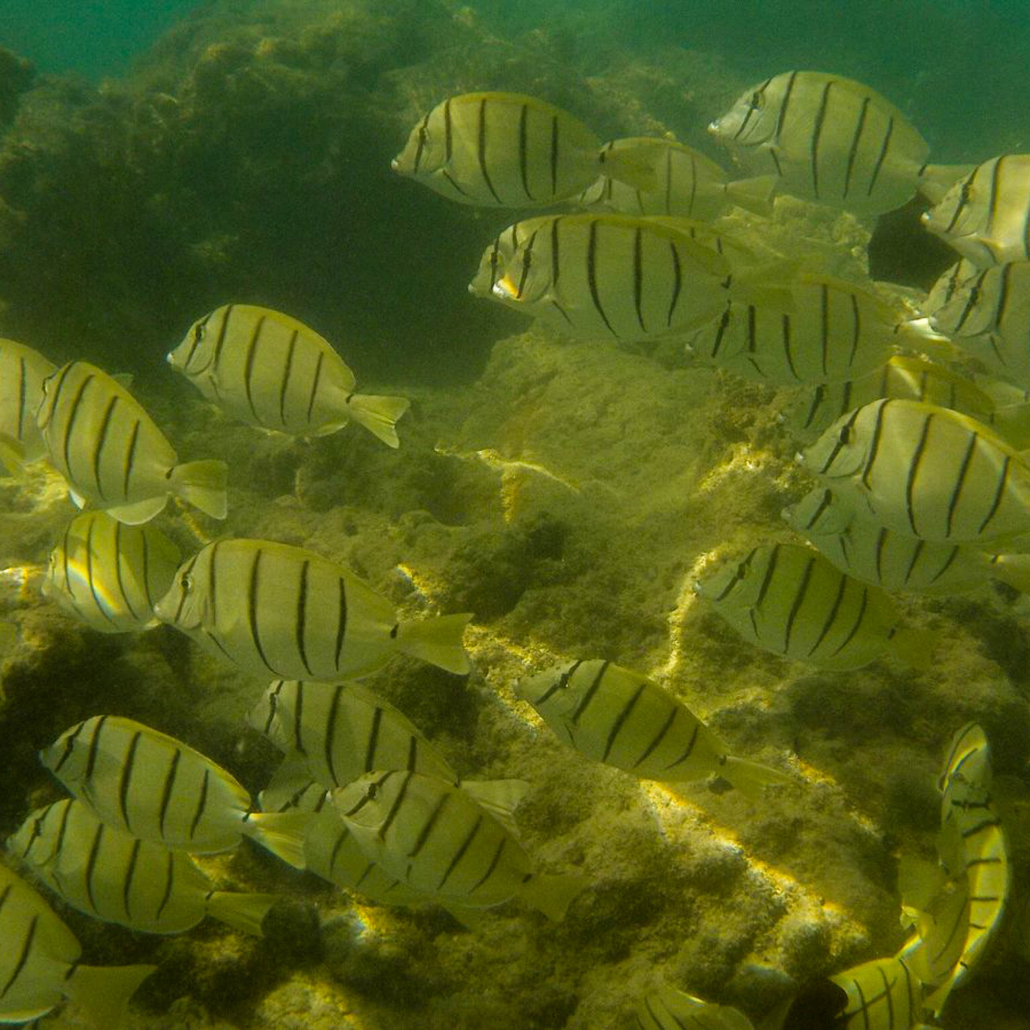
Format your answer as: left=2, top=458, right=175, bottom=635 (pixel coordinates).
left=0, top=69, right=1028, bottom=1027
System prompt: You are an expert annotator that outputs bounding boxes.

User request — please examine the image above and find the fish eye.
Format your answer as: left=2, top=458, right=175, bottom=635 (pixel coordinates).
left=193, top=322, right=205, bottom=343
left=366, top=783, right=379, bottom=801
left=179, top=571, right=193, bottom=594
left=418, top=125, right=428, bottom=145
left=838, top=425, right=851, bottom=444
left=749, top=91, right=763, bottom=110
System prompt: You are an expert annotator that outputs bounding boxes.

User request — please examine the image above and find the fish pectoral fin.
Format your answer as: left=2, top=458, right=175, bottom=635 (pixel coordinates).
left=461, top=778, right=531, bottom=835
left=103, top=496, right=168, bottom=525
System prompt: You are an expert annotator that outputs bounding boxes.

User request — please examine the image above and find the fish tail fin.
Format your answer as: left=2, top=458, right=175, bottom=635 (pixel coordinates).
left=64, top=962, right=157, bottom=1027
left=918, top=163, right=976, bottom=205
left=597, top=141, right=658, bottom=193
left=395, top=612, right=472, bottom=674
left=205, top=891, right=282, bottom=936
left=720, top=756, right=792, bottom=800
left=887, top=625, right=938, bottom=669
left=989, top=553, right=1030, bottom=594
left=242, top=810, right=311, bottom=869
left=346, top=393, right=411, bottom=448
left=724, top=174, right=777, bottom=216
left=171, top=459, right=228, bottom=519
left=520, top=872, right=589, bottom=922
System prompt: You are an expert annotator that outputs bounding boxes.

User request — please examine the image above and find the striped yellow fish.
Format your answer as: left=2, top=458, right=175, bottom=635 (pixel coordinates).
left=260, top=781, right=421, bottom=905
left=487, top=213, right=781, bottom=342
left=784, top=355, right=1000, bottom=442
left=40, top=715, right=308, bottom=863
left=0, top=862, right=155, bottom=1025
left=250, top=678, right=457, bottom=791
left=801, top=398, right=1030, bottom=544
left=633, top=983, right=754, bottom=1030
left=783, top=487, right=1030, bottom=595
left=42, top=511, right=181, bottom=634
left=7, top=798, right=280, bottom=936
left=154, top=538, right=471, bottom=680
left=922, top=155, right=1030, bottom=267
left=902, top=724, right=1009, bottom=1017
left=333, top=770, right=586, bottom=920
left=685, top=273, right=910, bottom=385
left=924, top=260, right=1030, bottom=388
left=516, top=659, right=787, bottom=797
left=692, top=542, right=927, bottom=670
left=773, top=949, right=928, bottom=1029
left=577, top=136, right=775, bottom=221
left=0, top=337, right=54, bottom=468
left=392, top=91, right=655, bottom=207
left=169, top=304, right=409, bottom=447
left=37, top=360, right=227, bottom=524
left=709, top=71, right=967, bottom=216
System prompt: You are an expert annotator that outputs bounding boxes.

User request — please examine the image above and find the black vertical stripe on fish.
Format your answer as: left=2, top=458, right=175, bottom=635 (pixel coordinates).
left=476, top=98, right=502, bottom=205
left=586, top=220, right=616, bottom=336
left=442, top=99, right=453, bottom=164
left=412, top=113, right=429, bottom=175
left=601, top=683, right=646, bottom=762
left=278, top=329, right=299, bottom=426
left=925, top=543, right=960, bottom=586
left=324, top=684, right=343, bottom=785
left=437, top=813, right=483, bottom=890
left=306, top=352, right=325, bottom=423
left=295, top=560, right=313, bottom=677
left=782, top=313, right=798, bottom=380
left=469, top=835, right=507, bottom=895
left=157, top=748, right=181, bottom=839
left=154, top=850, right=176, bottom=920
left=122, top=420, right=141, bottom=502
left=515, top=229, right=538, bottom=300
left=709, top=304, right=732, bottom=358
left=247, top=547, right=276, bottom=674
left=902, top=411, right=934, bottom=535
left=379, top=770, right=414, bottom=842
left=181, top=311, right=213, bottom=372
left=85, top=516, right=118, bottom=628
left=632, top=226, right=646, bottom=333
left=666, top=241, right=682, bottom=327
left=993, top=264, right=1012, bottom=337
left=859, top=400, right=889, bottom=487
left=15, top=355, right=27, bottom=440
left=139, top=527, right=154, bottom=610
left=570, top=660, right=610, bottom=725
left=0, top=914, right=38, bottom=999
left=408, top=792, right=450, bottom=858
left=535, top=659, right=582, bottom=706
left=879, top=966, right=895, bottom=1027
left=334, top=576, right=348, bottom=671
left=549, top=113, right=559, bottom=200
left=771, top=72, right=796, bottom=145
left=944, top=172, right=976, bottom=234
left=807, top=573, right=848, bottom=657
left=712, top=547, right=757, bottom=603
left=83, top=715, right=108, bottom=786
left=847, top=293, right=861, bottom=368
left=441, top=169, right=471, bottom=198
left=842, top=96, right=870, bottom=198
left=0, top=883, right=11, bottom=925
left=406, top=735, right=419, bottom=773
left=293, top=681, right=306, bottom=755
left=731, top=76, right=770, bottom=142
left=114, top=522, right=142, bottom=622
left=550, top=218, right=562, bottom=292
left=39, top=361, right=75, bottom=433
left=818, top=284, right=830, bottom=377
left=751, top=543, right=781, bottom=616
left=809, top=79, right=833, bottom=198
left=684, top=149, right=696, bottom=216
left=60, top=372, right=95, bottom=482
left=84, top=821, right=105, bottom=914
left=189, top=769, right=210, bottom=840
left=983, top=154, right=1004, bottom=238
left=828, top=586, right=869, bottom=658
left=210, top=303, right=234, bottom=376
left=945, top=429, right=979, bottom=537
left=867, top=116, right=895, bottom=197
left=783, top=555, right=816, bottom=653
left=364, top=705, right=383, bottom=773
left=631, top=704, right=678, bottom=769
left=117, top=731, right=142, bottom=833
left=517, top=102, right=531, bottom=202
left=746, top=305, right=757, bottom=354
left=242, top=314, right=266, bottom=421
left=894, top=529, right=916, bottom=584
left=1021, top=172, right=1030, bottom=260
left=51, top=719, right=87, bottom=775
left=91, top=395, right=120, bottom=499
left=662, top=722, right=700, bottom=771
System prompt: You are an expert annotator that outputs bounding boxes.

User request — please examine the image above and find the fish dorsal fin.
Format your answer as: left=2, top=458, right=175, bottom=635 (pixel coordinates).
left=460, top=778, right=531, bottom=835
